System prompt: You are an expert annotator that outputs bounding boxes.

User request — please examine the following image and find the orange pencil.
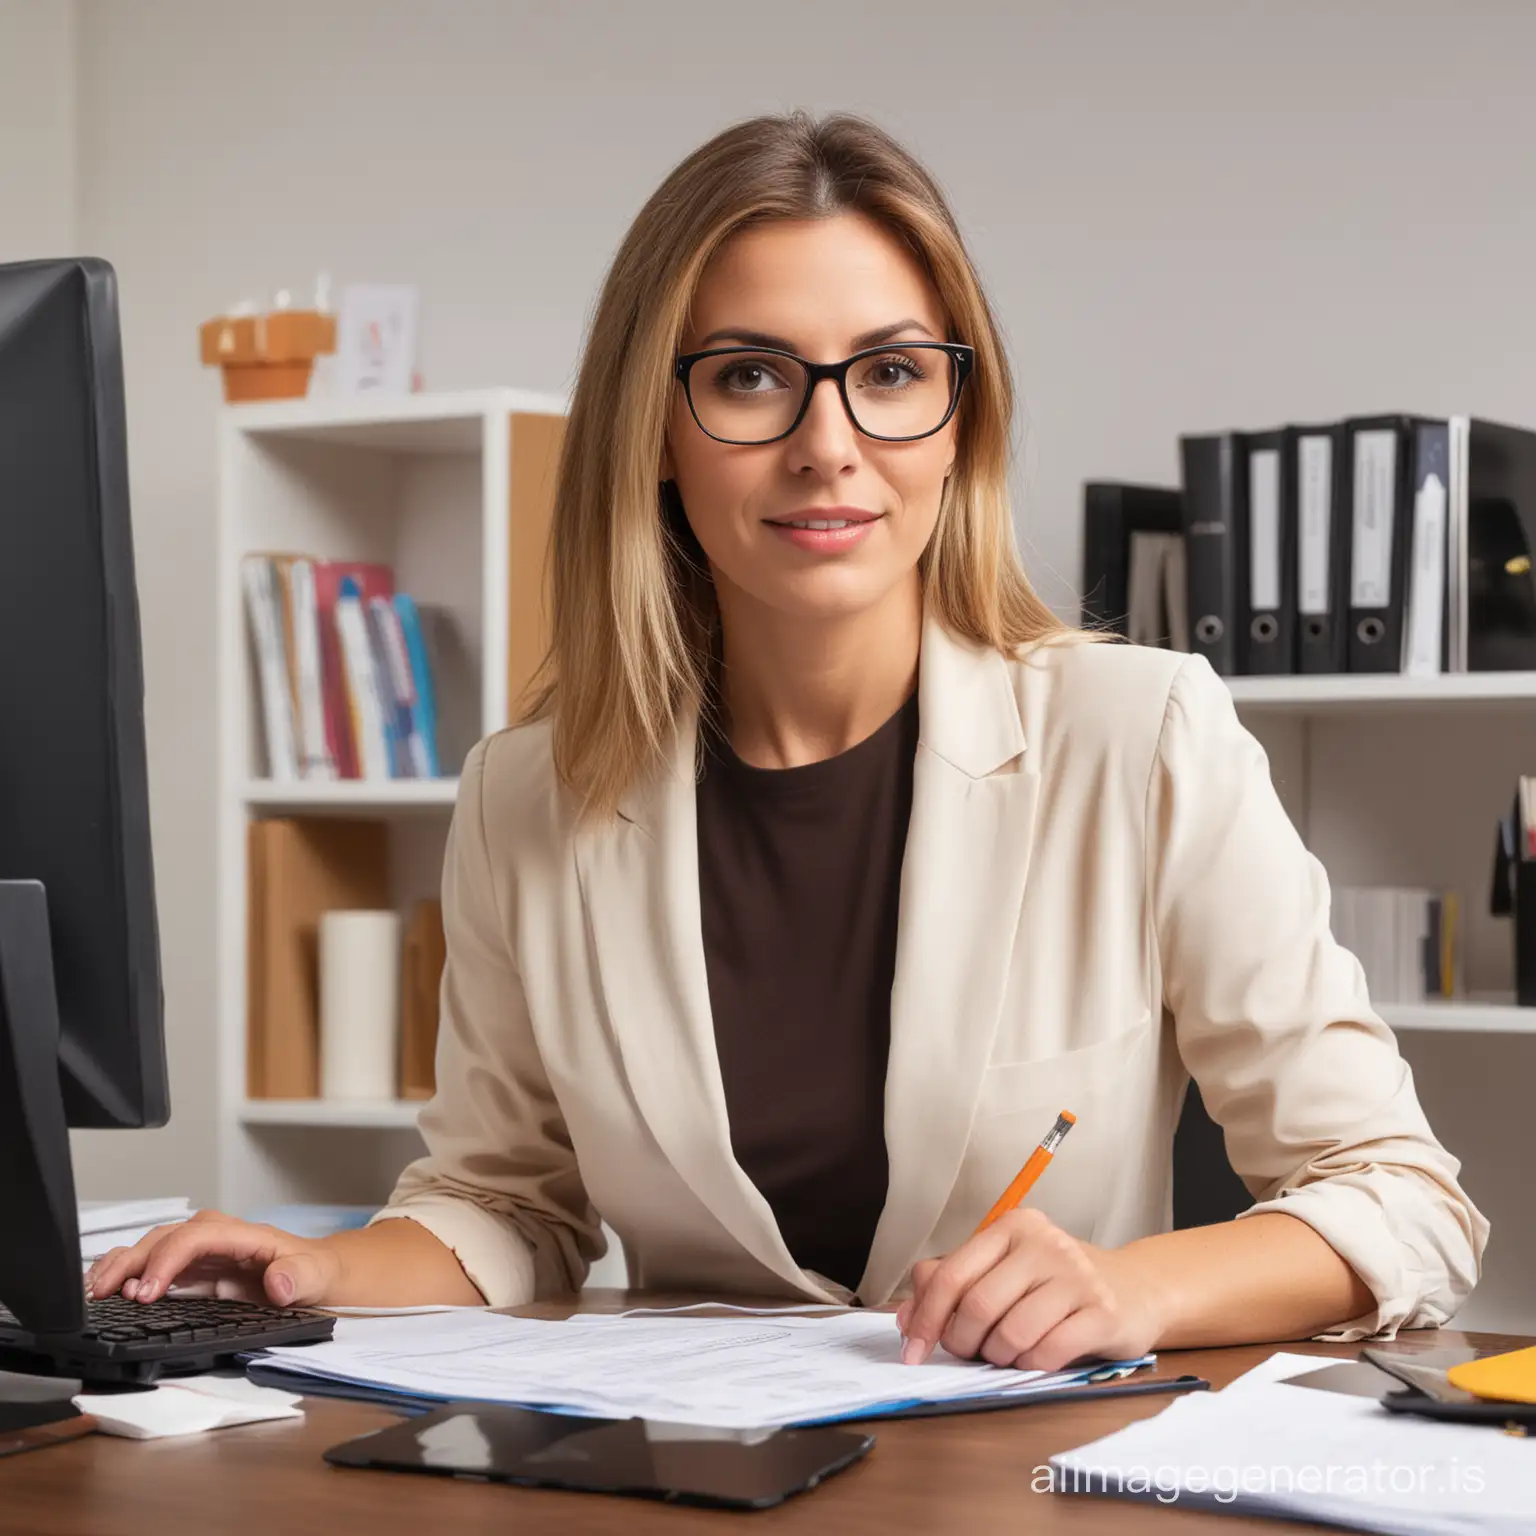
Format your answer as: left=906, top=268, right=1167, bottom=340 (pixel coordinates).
left=973, top=1110, right=1076, bottom=1234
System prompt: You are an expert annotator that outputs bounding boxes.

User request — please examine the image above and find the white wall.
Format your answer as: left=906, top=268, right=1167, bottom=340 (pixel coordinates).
left=8, top=0, right=1534, bottom=1316
left=0, top=0, right=75, bottom=259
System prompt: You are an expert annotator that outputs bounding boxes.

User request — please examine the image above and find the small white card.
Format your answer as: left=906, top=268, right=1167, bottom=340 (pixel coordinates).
left=334, top=283, right=419, bottom=395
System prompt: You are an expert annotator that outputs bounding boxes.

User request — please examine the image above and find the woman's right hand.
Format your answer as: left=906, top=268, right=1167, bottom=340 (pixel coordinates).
left=84, top=1209, right=341, bottom=1309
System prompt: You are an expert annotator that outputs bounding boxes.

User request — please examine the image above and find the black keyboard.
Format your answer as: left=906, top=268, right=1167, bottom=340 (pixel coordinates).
left=0, top=1294, right=336, bottom=1384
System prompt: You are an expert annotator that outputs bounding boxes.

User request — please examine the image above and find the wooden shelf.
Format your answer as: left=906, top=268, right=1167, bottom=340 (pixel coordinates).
left=239, top=1099, right=426, bottom=1129
left=240, top=778, right=459, bottom=815
left=1226, top=671, right=1536, bottom=711
left=1380, top=1001, right=1536, bottom=1036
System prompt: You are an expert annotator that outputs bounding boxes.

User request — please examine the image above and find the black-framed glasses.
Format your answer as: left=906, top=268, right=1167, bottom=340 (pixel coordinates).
left=674, top=341, right=974, bottom=446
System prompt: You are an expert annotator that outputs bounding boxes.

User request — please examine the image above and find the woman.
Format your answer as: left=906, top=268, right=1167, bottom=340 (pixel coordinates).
left=90, top=112, right=1485, bottom=1371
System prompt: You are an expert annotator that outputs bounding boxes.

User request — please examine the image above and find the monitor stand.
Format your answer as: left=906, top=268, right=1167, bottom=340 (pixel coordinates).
left=0, top=881, right=87, bottom=1340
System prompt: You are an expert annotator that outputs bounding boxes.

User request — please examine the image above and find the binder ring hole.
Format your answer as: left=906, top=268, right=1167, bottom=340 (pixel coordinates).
left=1251, top=615, right=1279, bottom=643
left=1358, top=617, right=1386, bottom=646
left=1195, top=615, right=1225, bottom=645
left=1304, top=618, right=1325, bottom=640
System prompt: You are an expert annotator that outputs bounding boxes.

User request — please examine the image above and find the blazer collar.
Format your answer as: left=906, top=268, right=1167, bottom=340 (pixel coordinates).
left=614, top=611, right=1027, bottom=831
left=914, top=611, right=1027, bottom=778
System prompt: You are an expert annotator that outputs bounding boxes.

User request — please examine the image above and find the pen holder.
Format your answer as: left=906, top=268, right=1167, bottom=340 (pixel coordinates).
left=199, top=307, right=336, bottom=402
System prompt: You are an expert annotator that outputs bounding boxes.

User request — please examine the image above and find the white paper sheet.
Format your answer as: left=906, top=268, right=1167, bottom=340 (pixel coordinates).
left=78, top=1198, right=195, bottom=1261
left=1051, top=1360, right=1536, bottom=1535
left=77, top=1198, right=194, bottom=1235
left=256, top=1309, right=1146, bottom=1429
left=318, top=1304, right=489, bottom=1318
left=80, top=1224, right=190, bottom=1262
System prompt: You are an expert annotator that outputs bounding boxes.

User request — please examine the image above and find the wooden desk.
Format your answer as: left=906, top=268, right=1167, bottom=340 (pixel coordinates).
left=1, top=1294, right=1525, bottom=1536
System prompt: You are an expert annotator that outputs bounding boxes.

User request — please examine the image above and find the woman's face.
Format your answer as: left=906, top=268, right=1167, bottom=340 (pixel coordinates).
left=663, top=212, right=959, bottom=626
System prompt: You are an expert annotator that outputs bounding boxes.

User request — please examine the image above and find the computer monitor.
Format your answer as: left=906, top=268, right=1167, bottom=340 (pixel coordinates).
left=0, top=257, right=167, bottom=1334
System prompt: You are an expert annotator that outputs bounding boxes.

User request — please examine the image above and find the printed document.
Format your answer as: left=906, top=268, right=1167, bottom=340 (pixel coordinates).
left=1051, top=1352, right=1534, bottom=1536
left=256, top=1309, right=1142, bottom=1429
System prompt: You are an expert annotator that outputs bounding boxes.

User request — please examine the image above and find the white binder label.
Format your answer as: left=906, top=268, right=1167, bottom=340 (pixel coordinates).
left=1404, top=470, right=1447, bottom=676
left=1351, top=430, right=1397, bottom=606
left=1248, top=448, right=1281, bottom=612
left=1297, top=435, right=1332, bottom=614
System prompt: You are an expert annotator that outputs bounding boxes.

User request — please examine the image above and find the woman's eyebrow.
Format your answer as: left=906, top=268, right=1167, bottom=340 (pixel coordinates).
left=693, top=319, right=937, bottom=351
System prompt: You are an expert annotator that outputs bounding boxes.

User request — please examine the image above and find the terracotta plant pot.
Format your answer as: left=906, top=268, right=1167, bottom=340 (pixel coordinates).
left=199, top=308, right=337, bottom=402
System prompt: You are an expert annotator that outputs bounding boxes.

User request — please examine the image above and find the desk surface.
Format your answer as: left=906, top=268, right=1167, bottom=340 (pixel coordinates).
left=2, top=1292, right=1526, bottom=1536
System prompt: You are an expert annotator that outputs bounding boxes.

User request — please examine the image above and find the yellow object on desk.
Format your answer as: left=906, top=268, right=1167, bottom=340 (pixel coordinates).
left=1448, top=1344, right=1536, bottom=1404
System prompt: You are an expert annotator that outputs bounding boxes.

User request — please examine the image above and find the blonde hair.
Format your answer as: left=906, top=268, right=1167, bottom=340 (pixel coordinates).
left=528, top=110, right=1074, bottom=816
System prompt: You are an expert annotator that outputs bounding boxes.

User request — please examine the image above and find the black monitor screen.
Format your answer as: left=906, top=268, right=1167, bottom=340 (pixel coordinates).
left=0, top=258, right=166, bottom=1129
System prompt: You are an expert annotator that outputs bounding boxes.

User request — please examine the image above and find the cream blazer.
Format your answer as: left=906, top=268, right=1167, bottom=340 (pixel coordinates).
left=373, top=618, right=1487, bottom=1339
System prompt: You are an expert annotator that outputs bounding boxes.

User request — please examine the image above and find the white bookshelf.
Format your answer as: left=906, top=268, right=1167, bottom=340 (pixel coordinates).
left=1226, top=672, right=1536, bottom=1332
left=215, top=388, right=567, bottom=1220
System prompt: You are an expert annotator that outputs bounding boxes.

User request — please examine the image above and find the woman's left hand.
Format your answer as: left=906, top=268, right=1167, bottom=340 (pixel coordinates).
left=895, top=1207, right=1163, bottom=1371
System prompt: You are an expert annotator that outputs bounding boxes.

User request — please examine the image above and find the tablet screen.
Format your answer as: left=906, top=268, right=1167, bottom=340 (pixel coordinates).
left=324, top=1404, right=874, bottom=1509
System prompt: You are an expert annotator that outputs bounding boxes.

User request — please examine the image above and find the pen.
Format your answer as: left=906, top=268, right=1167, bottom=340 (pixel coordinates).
left=973, top=1110, right=1076, bottom=1234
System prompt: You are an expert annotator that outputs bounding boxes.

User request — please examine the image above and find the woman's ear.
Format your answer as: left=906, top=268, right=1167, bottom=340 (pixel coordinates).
left=660, top=441, right=675, bottom=482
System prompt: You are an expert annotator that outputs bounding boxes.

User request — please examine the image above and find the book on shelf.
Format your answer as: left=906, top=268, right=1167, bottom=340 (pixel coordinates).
left=1079, top=483, right=1189, bottom=651
left=1084, top=414, right=1536, bottom=678
left=1332, top=885, right=1461, bottom=1007
left=241, top=553, right=444, bottom=783
left=1491, top=778, right=1536, bottom=1007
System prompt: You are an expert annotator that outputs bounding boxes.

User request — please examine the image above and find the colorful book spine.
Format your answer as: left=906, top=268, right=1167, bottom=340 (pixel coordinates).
left=335, top=576, right=392, bottom=779
left=393, top=594, right=440, bottom=778
left=366, top=595, right=417, bottom=778
left=241, top=554, right=299, bottom=780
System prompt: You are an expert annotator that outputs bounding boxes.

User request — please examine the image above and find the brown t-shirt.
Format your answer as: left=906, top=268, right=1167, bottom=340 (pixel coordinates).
left=696, top=689, right=919, bottom=1292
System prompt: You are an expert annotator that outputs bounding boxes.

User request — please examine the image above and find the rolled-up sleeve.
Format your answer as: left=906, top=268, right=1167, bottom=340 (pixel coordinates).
left=1149, top=654, right=1488, bottom=1340
left=367, top=737, right=605, bottom=1305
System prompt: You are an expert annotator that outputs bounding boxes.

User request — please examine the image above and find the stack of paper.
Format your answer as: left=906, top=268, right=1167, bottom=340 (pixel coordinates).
left=1050, top=1352, right=1536, bottom=1536
left=253, top=1309, right=1151, bottom=1430
left=78, top=1198, right=193, bottom=1262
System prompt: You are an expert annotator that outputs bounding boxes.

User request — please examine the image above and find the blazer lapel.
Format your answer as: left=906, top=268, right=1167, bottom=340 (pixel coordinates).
left=574, top=700, right=830, bottom=1298
left=860, top=617, right=1040, bottom=1303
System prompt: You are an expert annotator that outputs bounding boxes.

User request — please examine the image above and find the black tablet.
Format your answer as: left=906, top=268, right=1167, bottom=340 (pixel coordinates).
left=323, top=1403, right=874, bottom=1510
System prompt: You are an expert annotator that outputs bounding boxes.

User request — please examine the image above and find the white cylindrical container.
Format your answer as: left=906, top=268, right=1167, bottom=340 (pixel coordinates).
left=319, top=909, right=401, bottom=1100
